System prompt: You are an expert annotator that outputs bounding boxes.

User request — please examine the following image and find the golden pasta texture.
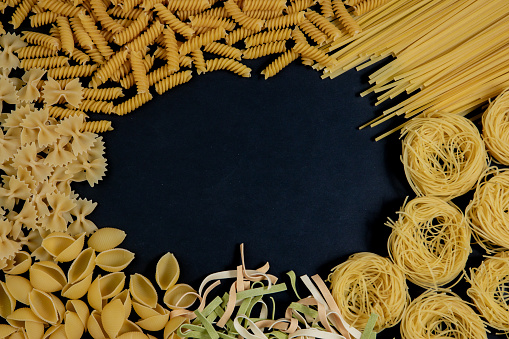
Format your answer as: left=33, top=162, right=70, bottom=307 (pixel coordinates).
left=242, top=40, right=287, bottom=59
left=244, top=28, right=292, bottom=48
left=129, top=50, right=149, bottom=94
left=261, top=49, right=299, bottom=79
left=206, top=57, right=251, bottom=77
left=82, top=120, right=114, bottom=133
left=224, top=0, right=265, bottom=32
left=114, top=92, right=153, bottom=115
left=154, top=70, right=193, bottom=95
left=482, top=88, right=509, bottom=165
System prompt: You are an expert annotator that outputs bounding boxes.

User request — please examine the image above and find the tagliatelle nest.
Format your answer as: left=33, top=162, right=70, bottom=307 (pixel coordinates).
left=401, top=112, right=488, bottom=200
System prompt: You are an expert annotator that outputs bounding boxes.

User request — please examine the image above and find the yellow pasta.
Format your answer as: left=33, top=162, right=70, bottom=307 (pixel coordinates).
left=48, top=106, right=88, bottom=119
left=243, top=0, right=286, bottom=11
left=17, top=45, right=58, bottom=58
left=155, top=252, right=179, bottom=290
left=29, top=12, right=59, bottom=27
left=205, top=58, right=251, bottom=77
left=203, top=42, right=243, bottom=60
left=153, top=4, right=195, bottom=39
left=69, top=16, right=94, bottom=50
left=108, top=6, right=144, bottom=20
left=320, top=0, right=334, bottom=18
left=353, top=0, right=392, bottom=16
left=482, top=88, right=509, bottom=165
left=244, top=28, right=291, bottom=48
left=95, top=248, right=135, bottom=272
left=85, top=47, right=105, bottom=65
left=129, top=50, right=149, bottom=94
left=286, top=0, right=316, bottom=14
left=224, top=0, right=265, bottom=32
left=81, top=120, right=113, bottom=133
left=20, top=56, right=69, bottom=69
left=225, top=27, right=255, bottom=45
left=78, top=11, right=114, bottom=59
left=298, top=17, right=328, bottom=45
left=243, top=10, right=283, bottom=20
left=201, top=6, right=229, bottom=18
left=56, top=16, right=74, bottom=56
left=261, top=49, right=299, bottom=79
left=167, top=0, right=210, bottom=12
left=70, top=48, right=91, bottom=64
left=83, top=87, right=124, bottom=100
left=154, top=70, right=193, bottom=95
left=124, top=20, right=163, bottom=52
left=179, top=26, right=227, bottom=56
left=90, top=0, right=124, bottom=34
left=93, top=49, right=128, bottom=85
left=189, top=15, right=236, bottom=31
left=243, top=40, right=287, bottom=59
left=305, top=10, right=342, bottom=41
left=21, top=31, right=60, bottom=50
left=265, top=11, right=305, bottom=30
left=291, top=27, right=313, bottom=65
left=38, top=0, right=79, bottom=16
left=114, top=92, right=153, bottom=115
left=293, top=41, right=336, bottom=67
left=162, top=27, right=179, bottom=72
left=47, top=64, right=98, bottom=79
left=120, top=0, right=143, bottom=14
left=112, top=12, right=149, bottom=45
left=129, top=273, right=158, bottom=308
left=11, top=0, right=37, bottom=29
left=71, top=99, right=114, bottom=113
left=331, top=0, right=361, bottom=36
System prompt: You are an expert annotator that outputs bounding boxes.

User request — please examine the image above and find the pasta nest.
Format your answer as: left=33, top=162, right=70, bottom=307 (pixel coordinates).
left=387, top=196, right=471, bottom=288
left=401, top=289, right=487, bottom=339
left=482, top=87, right=509, bottom=165
left=328, top=252, right=409, bottom=332
left=467, top=251, right=509, bottom=334
left=466, top=167, right=509, bottom=252
left=401, top=111, right=488, bottom=200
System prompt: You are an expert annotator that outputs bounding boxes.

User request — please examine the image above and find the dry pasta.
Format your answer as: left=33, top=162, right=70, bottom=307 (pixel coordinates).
left=224, top=0, right=265, bottom=32
left=244, top=28, right=292, bottom=48
left=205, top=57, right=251, bottom=77
left=17, top=45, right=58, bottom=58
left=203, top=42, right=242, bottom=60
left=20, top=56, right=69, bottom=69
left=56, top=16, right=74, bottom=56
left=298, top=17, right=328, bottom=45
left=11, top=0, right=37, bottom=29
left=29, top=12, right=59, bottom=27
left=352, top=0, right=392, bottom=16
left=482, top=88, right=509, bottom=165
left=261, top=49, right=299, bottom=79
left=82, top=120, right=113, bottom=133
left=114, top=92, right=153, bottom=115
left=129, top=50, right=149, bottom=94
left=331, top=0, right=361, bottom=36
left=242, top=40, right=287, bottom=59
left=154, top=70, right=193, bottom=95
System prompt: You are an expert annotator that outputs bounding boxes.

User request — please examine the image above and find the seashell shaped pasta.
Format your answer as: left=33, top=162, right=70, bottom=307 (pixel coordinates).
left=87, top=227, right=126, bottom=252
left=102, top=299, right=125, bottom=339
left=87, top=310, right=107, bottom=339
left=64, top=311, right=85, bottom=339
left=164, top=316, right=188, bottom=339
left=99, top=272, right=126, bottom=299
left=0, top=324, right=17, bottom=338
left=117, top=331, right=150, bottom=339
left=129, top=274, right=158, bottom=308
left=42, top=232, right=85, bottom=262
left=87, top=275, right=105, bottom=312
left=163, top=284, right=198, bottom=309
left=132, top=301, right=161, bottom=319
left=3, top=251, right=32, bottom=275
left=29, top=289, right=59, bottom=325
left=61, top=272, right=93, bottom=299
left=8, top=329, right=26, bottom=339
left=5, top=275, right=32, bottom=305
left=155, top=252, right=180, bottom=290
left=6, top=307, right=44, bottom=327
left=118, top=320, right=143, bottom=336
left=0, top=281, right=15, bottom=318
left=29, top=261, right=67, bottom=293
left=65, top=300, right=89, bottom=327
left=136, top=305, right=169, bottom=332
left=25, top=320, right=44, bottom=339
left=68, top=247, right=96, bottom=284
left=43, top=324, right=66, bottom=339
left=111, top=290, right=132, bottom=320
left=50, top=293, right=66, bottom=324
left=95, top=248, right=134, bottom=273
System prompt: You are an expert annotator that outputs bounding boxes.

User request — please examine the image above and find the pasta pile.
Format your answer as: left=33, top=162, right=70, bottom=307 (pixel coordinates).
left=482, top=88, right=509, bottom=165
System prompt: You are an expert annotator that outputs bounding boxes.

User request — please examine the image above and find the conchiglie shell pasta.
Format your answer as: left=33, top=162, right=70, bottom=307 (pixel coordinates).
left=87, top=310, right=107, bottom=339
left=68, top=247, right=96, bottom=284
left=88, top=227, right=126, bottom=252
left=42, top=232, right=85, bottom=262
left=117, top=331, right=149, bottom=339
left=136, top=308, right=169, bottom=332
left=3, top=251, right=32, bottom=275
left=61, top=272, right=93, bottom=299
left=163, top=284, right=198, bottom=309
left=9, top=329, right=26, bottom=339
left=87, top=276, right=105, bottom=312
left=129, top=274, right=157, bottom=308
left=0, top=324, right=17, bottom=338
left=132, top=301, right=160, bottom=319
left=111, top=290, right=132, bottom=320
left=25, top=320, right=44, bottom=339
left=0, top=281, right=16, bottom=318
left=65, top=300, right=89, bottom=327
left=64, top=312, right=85, bottom=339
left=99, top=272, right=126, bottom=299
left=155, top=252, right=179, bottom=290
left=6, top=307, right=44, bottom=327
left=164, top=316, right=187, bottom=339
left=42, top=324, right=62, bottom=339
left=118, top=320, right=143, bottom=336
left=29, top=289, right=59, bottom=325
left=5, top=275, right=33, bottom=305
left=29, top=261, right=67, bottom=293
left=101, top=299, right=125, bottom=339
left=95, top=248, right=134, bottom=272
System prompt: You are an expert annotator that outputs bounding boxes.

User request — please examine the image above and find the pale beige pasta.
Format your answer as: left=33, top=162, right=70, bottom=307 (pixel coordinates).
left=78, top=11, right=114, bottom=59
left=191, top=49, right=206, bottom=75
left=124, top=20, right=163, bottom=52
left=293, top=40, right=336, bottom=67
left=331, top=0, right=362, bottom=36
left=67, top=247, right=96, bottom=284
left=153, top=3, right=195, bottom=39
left=3, top=251, right=31, bottom=275
left=298, top=17, right=328, bottom=45
left=11, top=0, right=37, bottom=29
left=111, top=290, right=132, bottom=321
left=261, top=49, right=299, bottom=79
left=4, top=275, right=32, bottom=305
left=43, top=76, right=83, bottom=107
left=243, top=40, right=287, bottom=59
left=136, top=305, right=169, bottom=331
left=179, top=26, right=227, bottom=56
left=0, top=281, right=15, bottom=318
left=21, top=30, right=60, bottom=50
left=69, top=16, right=94, bottom=50
left=98, top=272, right=126, bottom=299
left=225, top=27, right=255, bottom=45
left=87, top=310, right=107, bottom=338
left=167, top=0, right=210, bottom=12
left=482, top=88, right=509, bottom=165
left=244, top=28, right=292, bottom=47
left=265, top=11, right=305, bottom=29
left=129, top=273, right=158, bottom=308
left=61, top=272, right=93, bottom=299
left=206, top=57, right=251, bottom=77
left=163, top=27, right=180, bottom=72
left=224, top=0, right=265, bottom=32
left=114, top=92, right=153, bottom=115
left=242, top=0, right=286, bottom=11
left=203, top=42, right=243, bottom=60
left=64, top=310, right=85, bottom=339
left=353, top=0, right=391, bottom=16
left=28, top=289, right=61, bottom=325
left=90, top=0, right=124, bottom=34
left=95, top=248, right=135, bottom=272
left=189, top=15, right=236, bottom=31
left=112, top=12, right=149, bottom=45
left=129, top=50, right=149, bottom=94
left=305, top=9, right=342, bottom=40
left=154, top=70, right=193, bottom=95
left=163, top=283, right=197, bottom=309
left=38, top=0, right=79, bottom=16
left=29, top=261, right=67, bottom=293
left=155, top=252, right=179, bottom=290
left=102, top=299, right=125, bottom=339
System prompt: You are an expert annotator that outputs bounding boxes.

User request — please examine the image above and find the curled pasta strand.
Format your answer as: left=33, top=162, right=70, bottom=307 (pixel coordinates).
left=81, top=120, right=113, bottom=133
left=293, top=41, right=336, bottom=67
left=47, top=64, right=98, bottom=79
left=85, top=47, right=105, bottom=65
left=242, top=40, right=287, bottom=59
left=93, top=49, right=129, bottom=85
left=332, top=0, right=362, bottom=36
left=48, top=106, right=88, bottom=119
left=319, top=0, right=334, bottom=18
left=224, top=0, right=265, bottom=32
left=124, top=20, right=163, bottom=52
left=243, top=10, right=283, bottom=20
left=242, top=0, right=286, bottom=12
left=344, top=0, right=363, bottom=5
left=265, top=11, right=305, bottom=30
left=22, top=31, right=60, bottom=50
left=17, top=45, right=58, bottom=58
left=225, top=27, right=255, bottom=45
left=56, top=16, right=74, bottom=56
left=112, top=12, right=149, bottom=45
left=72, top=99, right=114, bottom=113
left=69, top=16, right=94, bottom=50
left=298, top=17, right=328, bottom=45
left=201, top=7, right=228, bottom=18
left=189, top=15, right=236, bottom=31
left=153, top=3, right=195, bottom=39
left=178, top=26, right=227, bottom=56
left=291, top=27, right=314, bottom=65
left=20, top=56, right=69, bottom=69
left=203, top=42, right=242, bottom=60
left=29, top=12, right=59, bottom=27
left=90, top=0, right=124, bottom=34
left=140, top=0, right=164, bottom=11
left=244, top=28, right=292, bottom=48
left=83, top=88, right=124, bottom=100
left=163, top=27, right=180, bottom=72
left=285, top=0, right=316, bottom=14
left=261, top=49, right=299, bottom=79
left=70, top=48, right=91, bottom=64
left=205, top=58, right=251, bottom=77
left=167, top=0, right=210, bottom=12
left=129, top=50, right=149, bottom=94
left=114, top=92, right=153, bottom=116
left=11, top=0, right=37, bottom=29
left=305, top=10, right=342, bottom=41
left=78, top=11, right=114, bottom=59
left=38, top=0, right=79, bottom=16
left=352, top=0, right=391, bottom=15
left=107, top=6, right=144, bottom=19
left=191, top=49, right=206, bottom=75
left=154, top=70, right=193, bottom=95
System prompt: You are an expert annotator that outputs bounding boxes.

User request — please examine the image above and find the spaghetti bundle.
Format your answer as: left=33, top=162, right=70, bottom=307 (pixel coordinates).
left=328, top=252, right=409, bottom=332
left=466, top=168, right=509, bottom=252
left=401, top=112, right=488, bottom=200
left=387, top=196, right=471, bottom=288
left=467, top=251, right=509, bottom=334
left=482, top=88, right=509, bottom=165
left=401, top=289, right=487, bottom=339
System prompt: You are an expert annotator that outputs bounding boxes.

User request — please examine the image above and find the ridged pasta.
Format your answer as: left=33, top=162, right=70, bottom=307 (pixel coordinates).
left=331, top=0, right=361, bottom=36
left=167, top=0, right=210, bottom=12
left=261, top=49, right=299, bottom=79
left=175, top=9, right=202, bottom=21
left=70, top=48, right=91, bottom=64
left=90, top=0, right=124, bottom=34
left=353, top=0, right=391, bottom=16
left=17, top=45, right=58, bottom=58
left=20, top=56, right=69, bottom=69
left=56, top=16, right=74, bottom=56
left=47, top=64, right=98, bottom=79
left=140, top=0, right=163, bottom=11
left=204, top=42, right=243, bottom=60
left=291, top=26, right=313, bottom=65
left=11, top=0, right=37, bottom=29
left=31, top=3, right=44, bottom=13
left=243, top=10, right=283, bottom=20
left=191, top=49, right=206, bottom=75
left=30, top=11, right=59, bottom=27
left=224, top=0, right=265, bottom=32
left=124, top=20, right=163, bottom=52
left=114, top=92, right=153, bottom=116
left=286, top=0, right=316, bottom=14
left=120, top=0, right=143, bottom=14
left=129, top=50, right=149, bottom=94
left=298, top=17, right=328, bottom=45
left=242, top=40, right=286, bottom=59
left=265, top=11, right=305, bottom=29
left=205, top=57, right=251, bottom=77
left=81, top=120, right=113, bottom=133
left=69, top=16, right=94, bottom=50
left=78, top=11, right=114, bottom=59
left=162, top=27, right=179, bottom=72
left=83, top=87, right=124, bottom=100
left=154, top=70, right=193, bottom=95
left=153, top=3, right=195, bottom=38
left=344, top=0, right=363, bottom=5
left=293, top=41, right=336, bottom=67
left=107, top=6, right=144, bottom=19
left=48, top=106, right=88, bottom=119
left=93, top=49, right=128, bottom=84
left=112, top=12, right=149, bottom=45
left=85, top=47, right=105, bottom=65
left=244, top=28, right=291, bottom=47
left=242, top=0, right=286, bottom=11
left=22, top=30, right=60, bottom=50
left=179, top=26, right=227, bottom=56
left=72, top=99, right=114, bottom=113
left=201, top=7, right=228, bottom=18
left=189, top=15, right=236, bottom=31
left=305, top=10, right=342, bottom=40
left=38, top=0, right=79, bottom=16
left=225, top=27, right=255, bottom=45
left=320, top=0, right=334, bottom=18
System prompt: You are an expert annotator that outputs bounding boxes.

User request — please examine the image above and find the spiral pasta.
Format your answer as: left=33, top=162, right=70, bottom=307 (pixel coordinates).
left=466, top=168, right=509, bottom=252
left=206, top=57, right=251, bottom=77
left=17, top=45, right=58, bottom=58
left=353, top=0, right=391, bottom=16
left=203, top=42, right=242, bottom=60
left=129, top=50, right=149, bottom=94
left=331, top=0, right=362, bottom=36
left=48, top=106, right=88, bottom=119
left=163, top=27, right=180, bottom=72
left=90, top=0, right=124, bottom=34
left=401, top=112, right=489, bottom=200
left=29, top=11, right=59, bottom=27
left=225, top=27, right=254, bottom=45
left=305, top=10, right=342, bottom=41
left=72, top=99, right=114, bottom=113
left=401, top=289, right=487, bottom=339
left=224, top=0, right=265, bottom=32
left=22, top=31, right=60, bottom=50
left=261, top=49, right=299, bottom=79
left=265, top=11, right=305, bottom=30
left=85, top=47, right=105, bottom=65
left=320, top=0, right=334, bottom=18
left=38, top=0, right=79, bottom=16
left=107, top=6, right=143, bottom=20
left=191, top=49, right=206, bottom=75
left=11, top=0, right=36, bottom=29
left=244, top=28, right=291, bottom=48
left=154, top=70, right=193, bottom=95
left=242, top=0, right=286, bottom=11
left=20, top=56, right=69, bottom=69
left=124, top=20, right=163, bottom=52
left=167, top=0, right=210, bottom=12
left=56, top=16, right=74, bottom=56
left=93, top=49, right=128, bottom=85
left=114, top=92, right=153, bottom=116
left=286, top=0, right=315, bottom=14
left=78, top=11, right=114, bottom=59
left=243, top=40, right=286, bottom=59
left=293, top=41, right=336, bottom=67
left=190, top=15, right=236, bottom=31
left=47, top=64, right=98, bottom=79
left=298, top=17, right=328, bottom=45
left=69, top=16, right=94, bottom=50
left=153, top=4, right=195, bottom=39
left=328, top=252, right=409, bottom=332
left=120, top=0, right=143, bottom=14
left=81, top=120, right=113, bottom=133
left=179, top=26, right=227, bottom=56
left=387, top=196, right=471, bottom=288
left=482, top=88, right=509, bottom=165
left=244, top=10, right=282, bottom=20
left=112, top=12, right=149, bottom=45
left=83, top=87, right=124, bottom=101
left=70, top=48, right=91, bottom=64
